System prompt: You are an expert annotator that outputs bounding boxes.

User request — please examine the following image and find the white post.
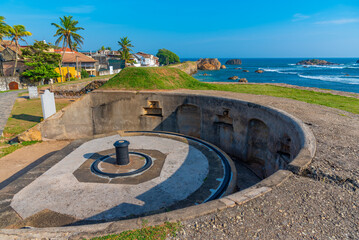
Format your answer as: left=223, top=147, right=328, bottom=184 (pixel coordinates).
left=109, top=66, right=114, bottom=74
left=41, top=90, right=56, bottom=119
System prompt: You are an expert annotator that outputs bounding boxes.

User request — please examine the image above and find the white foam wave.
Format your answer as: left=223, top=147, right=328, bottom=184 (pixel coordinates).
left=298, top=74, right=359, bottom=84
left=260, top=68, right=297, bottom=75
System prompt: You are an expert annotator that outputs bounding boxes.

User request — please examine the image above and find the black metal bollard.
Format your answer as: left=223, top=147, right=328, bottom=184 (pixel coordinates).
left=114, top=140, right=130, bottom=165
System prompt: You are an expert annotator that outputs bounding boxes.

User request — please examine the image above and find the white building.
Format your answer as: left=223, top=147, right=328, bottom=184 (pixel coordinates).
left=132, top=52, right=159, bottom=67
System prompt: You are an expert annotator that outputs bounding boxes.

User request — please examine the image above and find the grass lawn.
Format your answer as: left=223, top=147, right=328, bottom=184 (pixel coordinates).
left=0, top=97, right=73, bottom=158
left=102, top=67, right=359, bottom=115
left=89, top=222, right=181, bottom=240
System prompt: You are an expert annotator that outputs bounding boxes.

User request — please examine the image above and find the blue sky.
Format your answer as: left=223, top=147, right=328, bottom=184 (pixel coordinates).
left=2, top=0, right=359, bottom=58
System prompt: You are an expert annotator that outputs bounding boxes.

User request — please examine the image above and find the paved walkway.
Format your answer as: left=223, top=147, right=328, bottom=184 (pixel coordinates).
left=0, top=91, right=22, bottom=137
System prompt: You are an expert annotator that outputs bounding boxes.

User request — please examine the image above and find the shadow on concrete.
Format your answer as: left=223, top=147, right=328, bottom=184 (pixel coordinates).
left=0, top=151, right=58, bottom=190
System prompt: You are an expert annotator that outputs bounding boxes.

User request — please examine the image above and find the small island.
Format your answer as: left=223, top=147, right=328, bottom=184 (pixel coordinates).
left=296, top=59, right=338, bottom=65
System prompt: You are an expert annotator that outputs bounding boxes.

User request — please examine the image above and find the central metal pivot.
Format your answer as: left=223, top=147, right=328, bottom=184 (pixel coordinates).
left=114, top=140, right=130, bottom=165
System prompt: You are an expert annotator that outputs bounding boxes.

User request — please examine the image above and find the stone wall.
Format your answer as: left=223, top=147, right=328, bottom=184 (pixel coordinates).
left=32, top=90, right=315, bottom=178
left=0, top=76, right=21, bottom=91
left=169, top=61, right=198, bottom=75
left=99, top=69, right=121, bottom=76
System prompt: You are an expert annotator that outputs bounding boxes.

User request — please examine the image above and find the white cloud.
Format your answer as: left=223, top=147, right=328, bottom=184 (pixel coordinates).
left=292, top=13, right=310, bottom=22
left=315, top=18, right=359, bottom=25
left=61, top=5, right=95, bottom=14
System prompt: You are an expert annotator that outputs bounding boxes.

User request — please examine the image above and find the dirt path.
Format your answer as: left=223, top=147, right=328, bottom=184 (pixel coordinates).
left=0, top=141, right=69, bottom=185
left=170, top=90, right=359, bottom=240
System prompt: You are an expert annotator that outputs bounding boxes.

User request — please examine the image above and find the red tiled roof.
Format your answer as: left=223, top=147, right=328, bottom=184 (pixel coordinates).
left=61, top=51, right=97, bottom=63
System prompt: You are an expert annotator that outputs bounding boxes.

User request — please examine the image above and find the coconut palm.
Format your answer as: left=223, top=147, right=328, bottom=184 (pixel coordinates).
left=51, top=16, right=84, bottom=81
left=7, top=25, right=32, bottom=76
left=0, top=16, right=9, bottom=43
left=118, top=37, right=134, bottom=64
left=72, top=42, right=81, bottom=51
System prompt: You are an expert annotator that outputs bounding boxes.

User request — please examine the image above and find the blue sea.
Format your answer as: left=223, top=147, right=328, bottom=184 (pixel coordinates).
left=182, top=58, right=359, bottom=93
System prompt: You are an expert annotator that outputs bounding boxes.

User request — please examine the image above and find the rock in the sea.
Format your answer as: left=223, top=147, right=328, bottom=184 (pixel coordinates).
left=221, top=65, right=226, bottom=69
left=228, top=76, right=239, bottom=80
left=225, top=59, right=242, bottom=65
left=203, top=73, right=208, bottom=76
left=255, top=69, right=264, bottom=73
left=239, top=78, right=248, bottom=83
left=197, top=58, right=221, bottom=70
left=235, top=67, right=242, bottom=70
left=296, top=59, right=338, bottom=65
left=242, top=70, right=249, bottom=72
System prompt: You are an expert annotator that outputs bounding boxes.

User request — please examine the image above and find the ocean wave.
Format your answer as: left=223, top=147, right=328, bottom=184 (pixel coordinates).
left=260, top=68, right=297, bottom=75
left=298, top=74, right=359, bottom=85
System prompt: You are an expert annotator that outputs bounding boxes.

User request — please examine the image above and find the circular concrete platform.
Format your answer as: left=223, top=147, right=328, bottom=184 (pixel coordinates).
left=8, top=132, right=236, bottom=225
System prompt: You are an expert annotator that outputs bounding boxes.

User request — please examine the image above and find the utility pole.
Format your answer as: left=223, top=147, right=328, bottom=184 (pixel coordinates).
left=76, top=56, right=79, bottom=79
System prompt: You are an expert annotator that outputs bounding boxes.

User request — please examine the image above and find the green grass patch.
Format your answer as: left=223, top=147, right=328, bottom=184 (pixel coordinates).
left=101, top=67, right=359, bottom=114
left=3, top=98, right=71, bottom=138
left=0, top=89, right=21, bottom=94
left=0, top=141, right=40, bottom=158
left=0, top=98, right=72, bottom=159
left=89, top=222, right=181, bottom=240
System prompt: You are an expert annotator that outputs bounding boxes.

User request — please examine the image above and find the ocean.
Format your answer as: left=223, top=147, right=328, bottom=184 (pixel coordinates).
left=182, top=58, right=359, bottom=93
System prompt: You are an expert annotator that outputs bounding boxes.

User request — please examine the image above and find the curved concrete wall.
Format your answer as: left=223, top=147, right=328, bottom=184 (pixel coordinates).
left=40, top=90, right=315, bottom=178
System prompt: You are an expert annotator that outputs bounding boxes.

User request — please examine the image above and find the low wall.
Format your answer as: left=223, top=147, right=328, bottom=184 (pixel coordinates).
left=99, top=69, right=121, bottom=76
left=0, top=77, right=21, bottom=91
left=36, top=90, right=315, bottom=178
left=169, top=61, right=198, bottom=75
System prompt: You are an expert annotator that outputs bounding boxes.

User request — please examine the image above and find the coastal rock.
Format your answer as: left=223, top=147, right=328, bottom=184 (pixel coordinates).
left=255, top=69, right=264, bottom=73
left=197, top=58, right=221, bottom=70
left=221, top=65, right=226, bottom=69
left=203, top=73, right=208, bottom=76
left=228, top=76, right=239, bottom=80
left=239, top=78, right=248, bottom=83
left=225, top=59, right=242, bottom=65
left=242, top=70, right=249, bottom=72
left=296, top=59, right=338, bottom=65
left=235, top=67, right=242, bottom=70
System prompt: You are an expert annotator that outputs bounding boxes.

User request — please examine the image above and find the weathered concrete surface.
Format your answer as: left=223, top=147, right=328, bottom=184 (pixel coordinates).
left=11, top=135, right=210, bottom=220
left=33, top=90, right=315, bottom=179
left=167, top=90, right=359, bottom=240
left=0, top=90, right=21, bottom=136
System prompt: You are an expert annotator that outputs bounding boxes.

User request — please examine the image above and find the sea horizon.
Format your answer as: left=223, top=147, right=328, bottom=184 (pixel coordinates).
left=182, top=58, right=359, bottom=93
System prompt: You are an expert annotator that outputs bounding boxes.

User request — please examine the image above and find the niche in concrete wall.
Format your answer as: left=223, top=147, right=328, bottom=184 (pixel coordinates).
left=92, top=103, right=116, bottom=134
left=176, top=104, right=201, bottom=137
left=214, top=109, right=234, bottom=154
left=245, top=119, right=270, bottom=179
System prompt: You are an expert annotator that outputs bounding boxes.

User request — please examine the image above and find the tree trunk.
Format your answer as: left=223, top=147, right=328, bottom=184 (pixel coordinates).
left=12, top=39, right=18, bottom=77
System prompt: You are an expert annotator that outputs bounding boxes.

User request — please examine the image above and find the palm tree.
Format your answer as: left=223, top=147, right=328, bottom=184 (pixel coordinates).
left=118, top=37, right=134, bottom=65
left=72, top=42, right=81, bottom=51
left=51, top=16, right=84, bottom=82
left=0, top=16, right=9, bottom=44
left=0, top=16, right=9, bottom=76
left=7, top=25, right=32, bottom=76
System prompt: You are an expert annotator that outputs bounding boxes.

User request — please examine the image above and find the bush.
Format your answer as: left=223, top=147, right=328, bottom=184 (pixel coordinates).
left=81, top=69, right=89, bottom=79
left=156, top=49, right=180, bottom=66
